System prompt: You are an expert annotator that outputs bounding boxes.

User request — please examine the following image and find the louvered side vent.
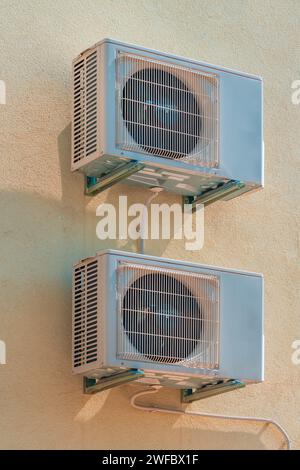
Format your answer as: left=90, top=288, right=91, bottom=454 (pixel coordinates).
left=72, top=49, right=98, bottom=166
left=117, top=262, right=220, bottom=370
left=116, top=52, right=219, bottom=167
left=73, top=260, right=98, bottom=368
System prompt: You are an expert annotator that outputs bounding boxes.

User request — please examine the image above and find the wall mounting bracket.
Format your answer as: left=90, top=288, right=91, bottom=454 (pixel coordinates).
left=84, top=369, right=145, bottom=394
left=85, top=160, right=145, bottom=196
left=183, top=180, right=245, bottom=211
left=181, top=379, right=245, bottom=403
left=84, top=372, right=244, bottom=402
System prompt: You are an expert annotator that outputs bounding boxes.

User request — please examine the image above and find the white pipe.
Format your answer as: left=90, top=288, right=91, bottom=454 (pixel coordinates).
left=139, top=188, right=164, bottom=254
left=130, top=386, right=291, bottom=450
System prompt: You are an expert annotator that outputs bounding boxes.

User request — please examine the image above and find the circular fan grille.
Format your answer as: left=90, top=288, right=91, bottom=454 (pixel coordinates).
left=122, top=272, right=203, bottom=363
left=122, top=68, right=202, bottom=159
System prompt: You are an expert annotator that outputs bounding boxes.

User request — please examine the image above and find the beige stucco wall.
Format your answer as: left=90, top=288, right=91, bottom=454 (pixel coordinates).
left=0, top=0, right=299, bottom=450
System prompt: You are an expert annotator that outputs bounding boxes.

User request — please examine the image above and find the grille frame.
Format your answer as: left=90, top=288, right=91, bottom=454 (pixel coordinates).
left=116, top=51, right=219, bottom=168
left=116, top=261, right=220, bottom=370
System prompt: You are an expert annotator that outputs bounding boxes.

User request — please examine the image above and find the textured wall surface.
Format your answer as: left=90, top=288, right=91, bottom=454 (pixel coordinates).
left=0, top=0, right=299, bottom=450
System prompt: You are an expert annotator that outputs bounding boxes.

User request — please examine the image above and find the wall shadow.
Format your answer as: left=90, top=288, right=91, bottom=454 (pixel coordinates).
left=57, top=123, right=178, bottom=258
left=0, top=125, right=287, bottom=450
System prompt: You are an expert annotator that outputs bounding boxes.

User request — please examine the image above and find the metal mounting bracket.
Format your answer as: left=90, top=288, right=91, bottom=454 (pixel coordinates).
left=183, top=180, right=245, bottom=211
left=85, top=161, right=145, bottom=196
left=181, top=379, right=245, bottom=403
left=84, top=369, right=145, bottom=394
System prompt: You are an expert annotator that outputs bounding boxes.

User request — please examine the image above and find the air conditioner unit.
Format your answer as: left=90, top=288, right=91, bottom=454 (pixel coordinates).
left=72, top=250, right=264, bottom=389
left=72, top=39, right=263, bottom=203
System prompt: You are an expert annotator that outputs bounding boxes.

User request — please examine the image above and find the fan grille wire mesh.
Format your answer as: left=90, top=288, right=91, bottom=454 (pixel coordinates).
left=116, top=52, right=219, bottom=167
left=117, top=262, right=220, bottom=369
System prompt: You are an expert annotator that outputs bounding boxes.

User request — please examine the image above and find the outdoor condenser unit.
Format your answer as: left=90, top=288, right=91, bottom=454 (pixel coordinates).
left=72, top=39, right=263, bottom=203
left=72, top=250, right=264, bottom=390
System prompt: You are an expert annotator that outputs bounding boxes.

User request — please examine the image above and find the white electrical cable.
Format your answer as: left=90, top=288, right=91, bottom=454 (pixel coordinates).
left=130, top=386, right=291, bottom=450
left=139, top=188, right=164, bottom=254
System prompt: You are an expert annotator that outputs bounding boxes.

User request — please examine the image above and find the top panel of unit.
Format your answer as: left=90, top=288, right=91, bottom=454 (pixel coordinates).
left=95, top=249, right=263, bottom=279
left=74, top=38, right=262, bottom=82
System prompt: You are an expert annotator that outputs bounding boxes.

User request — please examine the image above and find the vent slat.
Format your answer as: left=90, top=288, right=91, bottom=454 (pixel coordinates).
left=73, top=259, right=98, bottom=368
left=72, top=48, right=98, bottom=165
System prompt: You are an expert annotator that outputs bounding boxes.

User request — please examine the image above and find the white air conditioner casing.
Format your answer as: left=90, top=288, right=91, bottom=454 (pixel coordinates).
left=72, top=39, right=263, bottom=201
left=72, top=250, right=264, bottom=388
